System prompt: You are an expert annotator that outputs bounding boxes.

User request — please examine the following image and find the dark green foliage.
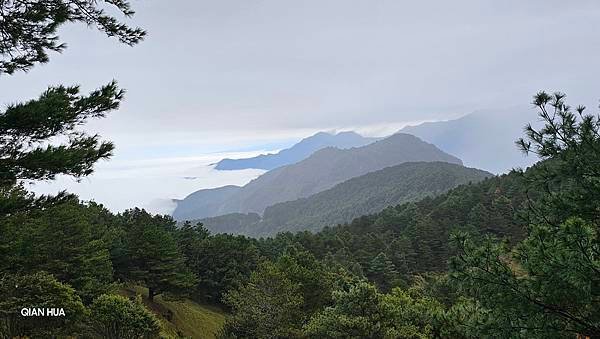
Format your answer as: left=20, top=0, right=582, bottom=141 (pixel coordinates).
left=0, top=200, right=115, bottom=303
left=451, top=92, right=600, bottom=337
left=0, top=272, right=86, bottom=338
left=517, top=92, right=600, bottom=226
left=451, top=218, right=600, bottom=337
left=252, top=161, right=491, bottom=236
left=221, top=248, right=337, bottom=338
left=176, top=222, right=261, bottom=303
left=0, top=1, right=170, bottom=337
left=88, top=294, right=161, bottom=339
left=192, top=212, right=261, bottom=235
left=220, top=260, right=304, bottom=338
left=0, top=1, right=142, bottom=191
left=197, top=162, right=490, bottom=237
left=0, top=0, right=145, bottom=74
left=258, top=169, right=528, bottom=282
left=276, top=246, right=336, bottom=315
left=115, top=208, right=196, bottom=301
left=304, top=280, right=448, bottom=339
left=0, top=82, right=124, bottom=186
left=366, top=252, right=400, bottom=292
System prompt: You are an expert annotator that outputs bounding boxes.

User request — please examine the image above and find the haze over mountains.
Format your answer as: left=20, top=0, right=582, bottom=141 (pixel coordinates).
left=220, top=107, right=537, bottom=174
left=215, top=131, right=379, bottom=170
left=195, top=162, right=492, bottom=237
left=172, top=107, right=540, bottom=232
left=172, top=133, right=461, bottom=221
left=400, top=107, right=537, bottom=173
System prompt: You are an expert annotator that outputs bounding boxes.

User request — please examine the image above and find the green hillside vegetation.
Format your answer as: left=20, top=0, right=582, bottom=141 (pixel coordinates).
left=2, top=89, right=599, bottom=337
left=194, top=212, right=261, bottom=234
left=258, top=162, right=529, bottom=277
left=173, top=133, right=462, bottom=220
left=1, top=5, right=598, bottom=336
left=121, top=286, right=226, bottom=339
left=197, top=162, right=492, bottom=237
left=256, top=162, right=491, bottom=236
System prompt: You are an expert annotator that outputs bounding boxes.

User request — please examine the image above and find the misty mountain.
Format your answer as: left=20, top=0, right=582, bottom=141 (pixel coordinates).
left=215, top=131, right=379, bottom=170
left=399, top=107, right=538, bottom=174
left=172, top=185, right=241, bottom=221
left=173, top=133, right=462, bottom=220
left=196, top=162, right=492, bottom=237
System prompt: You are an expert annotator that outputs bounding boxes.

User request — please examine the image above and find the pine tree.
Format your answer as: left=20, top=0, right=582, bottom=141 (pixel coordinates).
left=1, top=201, right=114, bottom=303
left=451, top=92, right=600, bottom=337
left=0, top=272, right=86, bottom=337
left=221, top=261, right=304, bottom=338
left=367, top=252, right=399, bottom=292
left=0, top=0, right=145, bottom=74
left=117, top=209, right=196, bottom=301
left=89, top=294, right=161, bottom=339
left=0, top=0, right=146, bottom=207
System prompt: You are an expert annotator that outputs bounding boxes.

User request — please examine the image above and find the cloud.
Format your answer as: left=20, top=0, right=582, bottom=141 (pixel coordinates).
left=5, top=0, right=600, bottom=211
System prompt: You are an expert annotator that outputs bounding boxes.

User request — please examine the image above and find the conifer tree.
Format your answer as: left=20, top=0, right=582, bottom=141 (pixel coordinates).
left=1, top=201, right=114, bottom=303
left=116, top=209, right=196, bottom=301
left=451, top=92, right=600, bottom=337
left=0, top=0, right=145, bottom=195
left=367, top=252, right=399, bottom=292
left=89, top=294, right=161, bottom=339
left=0, top=272, right=86, bottom=337
left=0, top=0, right=144, bottom=74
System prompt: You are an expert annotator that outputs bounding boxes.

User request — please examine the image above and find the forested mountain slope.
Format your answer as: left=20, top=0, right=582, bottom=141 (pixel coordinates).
left=215, top=131, right=379, bottom=170
left=260, top=165, right=532, bottom=275
left=198, top=162, right=492, bottom=236
left=173, top=133, right=462, bottom=220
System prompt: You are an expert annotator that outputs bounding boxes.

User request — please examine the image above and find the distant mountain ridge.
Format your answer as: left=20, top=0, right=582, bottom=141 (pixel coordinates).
left=193, top=162, right=492, bottom=237
left=172, top=133, right=462, bottom=221
left=399, top=107, right=538, bottom=173
left=215, top=131, right=379, bottom=170
left=172, top=185, right=240, bottom=222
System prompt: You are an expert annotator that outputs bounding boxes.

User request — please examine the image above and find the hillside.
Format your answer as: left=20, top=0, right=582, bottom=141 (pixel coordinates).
left=197, top=162, right=491, bottom=236
left=173, top=133, right=462, bottom=220
left=195, top=212, right=261, bottom=234
left=121, top=286, right=226, bottom=339
left=255, top=162, right=492, bottom=235
left=399, top=107, right=538, bottom=174
left=215, top=131, right=379, bottom=170
left=173, top=185, right=241, bottom=221
left=259, top=164, right=535, bottom=275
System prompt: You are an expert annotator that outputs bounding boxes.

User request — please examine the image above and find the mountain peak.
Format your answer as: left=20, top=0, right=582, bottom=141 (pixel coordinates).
left=174, top=132, right=463, bottom=221
left=215, top=130, right=379, bottom=171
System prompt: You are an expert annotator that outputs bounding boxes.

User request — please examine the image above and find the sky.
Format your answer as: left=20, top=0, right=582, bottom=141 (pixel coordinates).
left=2, top=0, right=600, bottom=212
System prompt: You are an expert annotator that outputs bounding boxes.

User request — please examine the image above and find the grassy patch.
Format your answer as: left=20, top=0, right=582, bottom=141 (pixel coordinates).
left=120, top=286, right=226, bottom=338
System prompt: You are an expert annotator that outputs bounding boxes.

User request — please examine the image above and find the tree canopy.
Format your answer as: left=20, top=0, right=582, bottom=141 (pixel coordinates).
left=0, top=0, right=145, bottom=74
left=450, top=92, right=600, bottom=337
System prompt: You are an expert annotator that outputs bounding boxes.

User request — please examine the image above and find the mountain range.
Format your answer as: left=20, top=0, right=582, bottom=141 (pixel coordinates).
left=195, top=161, right=492, bottom=237
left=399, top=107, right=538, bottom=173
left=218, top=107, right=538, bottom=175
left=215, top=131, right=379, bottom=170
left=172, top=133, right=462, bottom=221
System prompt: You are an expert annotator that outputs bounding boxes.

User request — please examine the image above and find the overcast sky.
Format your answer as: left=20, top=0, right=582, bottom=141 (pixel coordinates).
left=2, top=0, right=600, bottom=211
